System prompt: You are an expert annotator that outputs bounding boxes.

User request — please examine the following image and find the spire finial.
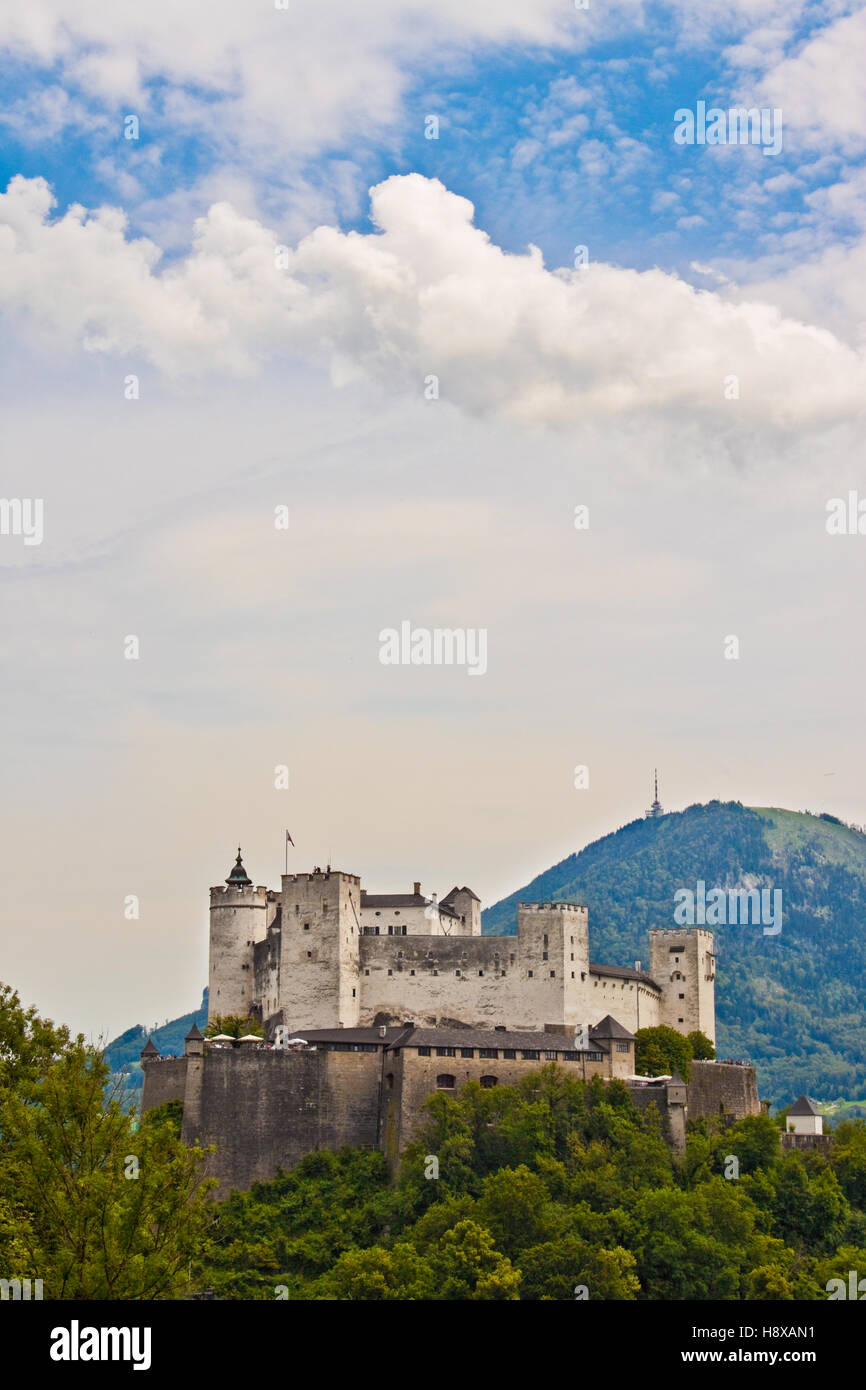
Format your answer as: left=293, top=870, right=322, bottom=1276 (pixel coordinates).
left=225, top=848, right=252, bottom=887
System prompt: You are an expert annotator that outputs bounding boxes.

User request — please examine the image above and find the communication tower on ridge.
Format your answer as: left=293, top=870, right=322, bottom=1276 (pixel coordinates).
left=646, top=768, right=664, bottom=818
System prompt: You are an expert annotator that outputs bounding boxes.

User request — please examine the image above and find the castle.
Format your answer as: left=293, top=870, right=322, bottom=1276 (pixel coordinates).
left=140, top=850, right=759, bottom=1193
left=209, top=850, right=716, bottom=1042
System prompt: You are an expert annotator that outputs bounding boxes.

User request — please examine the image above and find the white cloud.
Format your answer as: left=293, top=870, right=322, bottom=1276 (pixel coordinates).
left=2, top=171, right=864, bottom=428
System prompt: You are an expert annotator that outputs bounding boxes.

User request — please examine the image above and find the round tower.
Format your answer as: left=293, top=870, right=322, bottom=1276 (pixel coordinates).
left=208, top=849, right=267, bottom=1021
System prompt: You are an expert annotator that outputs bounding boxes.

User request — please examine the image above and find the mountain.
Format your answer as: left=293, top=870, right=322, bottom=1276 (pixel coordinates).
left=482, top=801, right=866, bottom=1108
left=104, top=989, right=208, bottom=1108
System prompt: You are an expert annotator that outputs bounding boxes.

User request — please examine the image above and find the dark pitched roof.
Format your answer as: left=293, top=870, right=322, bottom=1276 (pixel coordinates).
left=360, top=891, right=460, bottom=919
left=397, top=1026, right=609, bottom=1055
left=590, top=961, right=660, bottom=988
left=441, top=885, right=481, bottom=903
left=590, top=1015, right=635, bottom=1041
left=140, top=1038, right=160, bottom=1057
left=788, top=1095, right=820, bottom=1116
left=185, top=1022, right=204, bottom=1041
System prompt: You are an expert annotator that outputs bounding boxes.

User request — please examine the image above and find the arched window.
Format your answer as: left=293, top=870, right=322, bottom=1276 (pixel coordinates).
left=436, top=1074, right=456, bottom=1089
left=480, top=1075, right=498, bottom=1089
left=386, top=1072, right=394, bottom=1090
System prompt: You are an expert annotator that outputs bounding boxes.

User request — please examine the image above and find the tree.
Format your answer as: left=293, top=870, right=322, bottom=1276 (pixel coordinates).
left=687, top=1031, right=715, bottom=1061
left=204, top=1015, right=263, bottom=1040
left=0, top=981, right=73, bottom=1098
left=0, top=1041, right=213, bottom=1298
left=634, top=1026, right=693, bottom=1080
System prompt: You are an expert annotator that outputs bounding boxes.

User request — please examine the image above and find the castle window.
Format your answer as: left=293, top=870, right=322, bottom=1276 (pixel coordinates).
left=528, top=971, right=534, bottom=979
left=307, top=951, right=312, bottom=958
left=543, top=934, right=548, bottom=946
left=522, top=1050, right=540, bottom=1059
left=410, top=970, right=415, bottom=976
left=432, top=970, right=438, bottom=976
left=456, top=970, right=461, bottom=976
left=581, top=972, right=586, bottom=981
left=503, top=1049, right=516, bottom=1059
left=352, top=988, right=356, bottom=997
left=542, top=952, right=548, bottom=961
left=549, top=971, right=556, bottom=978
left=509, top=954, right=515, bottom=965
left=417, top=1047, right=431, bottom=1056
left=570, top=936, right=573, bottom=945
left=544, top=1050, right=557, bottom=1060
left=616, top=1042, right=630, bottom=1052
left=480, top=1076, right=497, bottom=1088
left=397, top=951, right=403, bottom=959
left=679, top=993, right=685, bottom=999
left=436, top=1047, right=455, bottom=1057
left=295, top=904, right=299, bottom=913
left=678, top=1018, right=684, bottom=1024
left=304, top=923, right=310, bottom=931
left=570, top=953, right=574, bottom=961
left=436, top=1074, right=455, bottom=1089
left=375, top=910, right=381, bottom=916
left=571, top=972, right=575, bottom=979
left=365, top=969, right=370, bottom=976
left=394, top=910, right=400, bottom=915
left=500, top=971, right=506, bottom=977
left=401, top=926, right=407, bottom=935
left=460, top=1048, right=474, bottom=1058
left=387, top=969, right=393, bottom=976
left=586, top=1051, right=603, bottom=1061
left=386, top=1073, right=394, bottom=1090
left=479, top=1048, right=498, bottom=1059
left=478, top=970, right=483, bottom=977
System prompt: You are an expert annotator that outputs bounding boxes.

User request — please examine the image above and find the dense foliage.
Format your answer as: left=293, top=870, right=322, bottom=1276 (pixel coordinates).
left=481, top=801, right=866, bottom=1106
left=0, top=984, right=213, bottom=1299
left=193, top=1066, right=866, bottom=1300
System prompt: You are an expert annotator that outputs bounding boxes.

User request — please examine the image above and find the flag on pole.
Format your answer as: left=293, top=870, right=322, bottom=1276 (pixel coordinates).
left=286, top=831, right=294, bottom=847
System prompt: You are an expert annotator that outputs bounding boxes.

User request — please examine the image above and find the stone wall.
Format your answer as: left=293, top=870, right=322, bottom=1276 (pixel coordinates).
left=179, top=1048, right=382, bottom=1195
left=140, top=1057, right=187, bottom=1112
left=686, top=1060, right=760, bottom=1119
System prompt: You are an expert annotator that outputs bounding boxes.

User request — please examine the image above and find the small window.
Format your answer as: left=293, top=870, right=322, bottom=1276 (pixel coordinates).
left=394, top=910, right=400, bottom=916
left=436, top=1074, right=455, bottom=1089
left=478, top=970, right=484, bottom=977
left=542, top=952, right=548, bottom=961
left=678, top=1017, right=684, bottom=1024
left=679, top=993, right=685, bottom=999
left=509, top=954, right=515, bottom=965
left=436, top=1047, right=455, bottom=1057
left=456, top=969, right=461, bottom=976
left=460, top=1047, right=474, bottom=1058
left=571, top=972, right=575, bottom=979
left=387, top=969, right=393, bottom=976
left=503, top=1049, right=516, bottom=1059
left=480, top=1075, right=498, bottom=1089
left=528, top=970, right=534, bottom=979
left=616, top=1042, right=630, bottom=1053
left=386, top=1072, right=394, bottom=1090
left=544, top=1050, right=557, bottom=1060
left=303, top=923, right=310, bottom=931
left=410, top=970, right=415, bottom=976
left=417, top=1047, right=431, bottom=1056
left=375, top=910, right=381, bottom=916
left=586, top=1051, right=603, bottom=1061
left=307, top=951, right=312, bottom=958
left=522, top=1050, right=540, bottom=1059
left=479, top=1048, right=498, bottom=1059
left=550, top=970, right=556, bottom=978
left=364, top=969, right=370, bottom=976
left=352, top=988, right=356, bottom=997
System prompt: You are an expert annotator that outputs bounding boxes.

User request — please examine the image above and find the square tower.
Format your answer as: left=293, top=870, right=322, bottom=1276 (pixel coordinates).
left=516, top=902, right=589, bottom=1031
left=648, top=927, right=716, bottom=1045
left=277, top=870, right=362, bottom=1030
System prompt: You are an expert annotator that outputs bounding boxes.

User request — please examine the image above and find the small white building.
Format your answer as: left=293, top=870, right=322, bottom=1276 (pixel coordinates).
left=787, top=1095, right=823, bottom=1136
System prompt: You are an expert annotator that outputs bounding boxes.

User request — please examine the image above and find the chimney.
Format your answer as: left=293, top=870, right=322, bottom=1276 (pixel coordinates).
left=413, top=881, right=421, bottom=896
left=378, top=1025, right=387, bottom=1038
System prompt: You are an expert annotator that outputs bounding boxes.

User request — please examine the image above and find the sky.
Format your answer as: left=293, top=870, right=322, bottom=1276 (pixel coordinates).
left=1, top=0, right=865, bottom=1041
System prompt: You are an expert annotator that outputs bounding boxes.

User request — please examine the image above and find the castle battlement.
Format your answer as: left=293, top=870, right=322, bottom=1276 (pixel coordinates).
left=518, top=901, right=587, bottom=914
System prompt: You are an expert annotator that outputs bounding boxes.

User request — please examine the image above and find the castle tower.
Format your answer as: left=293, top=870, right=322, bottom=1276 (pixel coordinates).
left=648, top=927, right=715, bottom=1045
left=277, top=869, right=362, bottom=1030
left=516, top=902, right=589, bottom=1031
left=208, top=849, right=268, bottom=1021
